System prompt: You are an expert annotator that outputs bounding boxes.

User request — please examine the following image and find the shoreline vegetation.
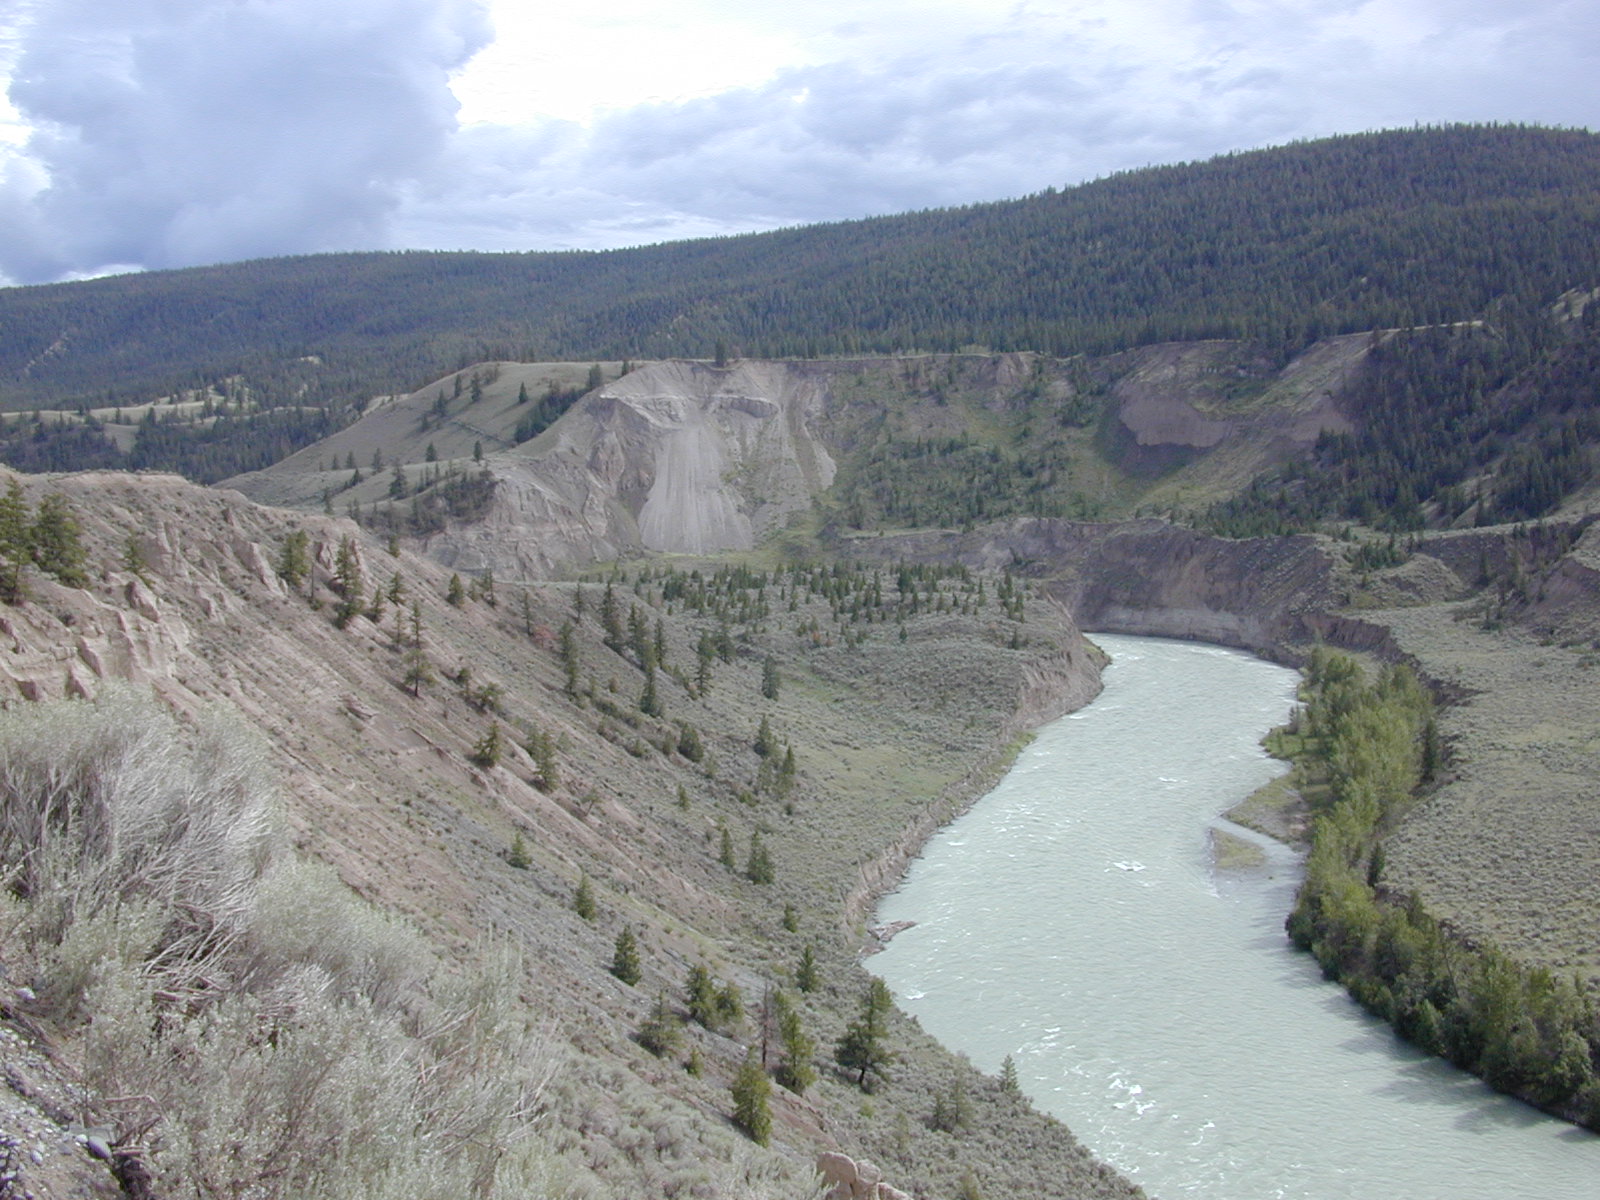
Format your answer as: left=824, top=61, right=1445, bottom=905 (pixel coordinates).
left=1269, top=648, right=1600, bottom=1128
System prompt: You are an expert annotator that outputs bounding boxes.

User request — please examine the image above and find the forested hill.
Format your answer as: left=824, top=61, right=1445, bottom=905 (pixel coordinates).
left=2, top=123, right=1599, bottom=411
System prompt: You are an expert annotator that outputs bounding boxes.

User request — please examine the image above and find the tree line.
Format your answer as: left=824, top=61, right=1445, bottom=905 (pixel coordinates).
left=1283, top=649, right=1600, bottom=1125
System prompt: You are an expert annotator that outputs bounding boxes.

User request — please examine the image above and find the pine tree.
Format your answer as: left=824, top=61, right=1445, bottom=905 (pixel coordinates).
left=745, top=832, right=774, bottom=884
left=754, top=715, right=777, bottom=758
left=773, top=991, right=817, bottom=1094
left=573, top=871, right=596, bottom=920
left=761, top=655, right=780, bottom=700
left=999, top=1054, right=1020, bottom=1096
left=835, top=977, right=894, bottom=1090
left=638, top=990, right=681, bottom=1058
left=446, top=573, right=466, bottom=606
left=795, top=943, right=820, bottom=993
left=718, top=822, right=736, bottom=870
left=507, top=831, right=531, bottom=870
left=639, top=662, right=663, bottom=718
left=29, top=494, right=87, bottom=587
left=469, top=722, right=502, bottom=768
left=730, top=1049, right=771, bottom=1145
left=0, top=477, right=30, bottom=603
left=559, top=619, right=580, bottom=698
left=275, top=527, right=310, bottom=588
left=402, top=600, right=433, bottom=697
left=610, top=926, right=642, bottom=986
left=686, top=964, right=719, bottom=1028
left=332, top=535, right=364, bottom=628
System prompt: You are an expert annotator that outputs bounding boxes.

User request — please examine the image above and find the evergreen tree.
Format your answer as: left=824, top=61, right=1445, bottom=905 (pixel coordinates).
left=402, top=599, right=433, bottom=697
left=275, top=527, right=310, bottom=589
left=795, top=943, right=820, bottom=993
left=730, top=1049, right=772, bottom=1146
left=773, top=991, right=817, bottom=1094
left=638, top=990, right=682, bottom=1058
left=469, top=721, right=502, bottom=768
left=331, top=535, right=364, bottom=627
left=0, top=477, right=29, bottom=603
left=507, top=831, right=531, bottom=870
left=29, top=493, right=87, bottom=587
left=717, top=822, right=736, bottom=870
left=745, top=832, right=774, bottom=884
left=446, top=572, right=465, bottom=606
left=559, top=619, right=580, bottom=698
left=686, top=964, right=720, bottom=1029
left=835, top=977, right=894, bottom=1090
left=638, top=662, right=663, bottom=718
left=610, top=926, right=642, bottom=986
left=573, top=871, right=596, bottom=920
left=761, top=655, right=780, bottom=700
left=999, top=1054, right=1020, bottom=1096
left=676, top=722, right=704, bottom=762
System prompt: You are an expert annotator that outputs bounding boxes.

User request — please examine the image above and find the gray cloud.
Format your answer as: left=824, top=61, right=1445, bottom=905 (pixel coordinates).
left=0, top=0, right=490, bottom=282
left=396, top=0, right=1599, bottom=254
left=4, top=0, right=1598, bottom=281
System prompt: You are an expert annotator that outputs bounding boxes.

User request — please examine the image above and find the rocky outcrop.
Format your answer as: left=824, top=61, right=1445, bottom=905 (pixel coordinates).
left=849, top=518, right=1344, bottom=661
left=816, top=1151, right=911, bottom=1200
left=421, top=360, right=837, bottom=576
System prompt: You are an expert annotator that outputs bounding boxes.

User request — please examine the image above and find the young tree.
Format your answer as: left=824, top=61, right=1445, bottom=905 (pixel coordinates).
left=611, top=926, right=642, bottom=986
left=686, top=964, right=719, bottom=1028
left=638, top=990, right=682, bottom=1058
left=773, top=991, right=817, bottom=1094
left=332, top=535, right=364, bottom=628
left=638, top=662, right=663, bottom=718
left=402, top=600, right=434, bottom=698
left=469, top=722, right=502, bottom=768
left=557, top=619, right=582, bottom=699
left=745, top=832, right=774, bottom=884
left=795, top=943, right=820, bottom=994
left=676, top=722, right=704, bottom=762
left=730, top=1049, right=772, bottom=1146
left=835, top=977, right=894, bottom=1090
left=507, top=831, right=531, bottom=870
left=999, top=1054, right=1021, bottom=1096
left=761, top=655, right=780, bottom=701
left=528, top=726, right=560, bottom=791
left=695, top=631, right=715, bottom=695
left=717, top=822, right=736, bottom=870
left=754, top=715, right=777, bottom=758
left=446, top=573, right=466, bottom=606
left=573, top=871, right=596, bottom=920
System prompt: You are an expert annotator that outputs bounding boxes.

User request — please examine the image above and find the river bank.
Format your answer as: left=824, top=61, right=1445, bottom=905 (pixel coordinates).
left=870, top=635, right=1600, bottom=1200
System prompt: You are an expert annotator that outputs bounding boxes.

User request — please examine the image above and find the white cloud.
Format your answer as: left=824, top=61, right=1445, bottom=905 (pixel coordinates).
left=0, top=0, right=491, bottom=282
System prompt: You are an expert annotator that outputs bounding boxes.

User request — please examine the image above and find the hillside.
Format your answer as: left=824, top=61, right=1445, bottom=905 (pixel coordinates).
left=226, top=339, right=1370, bottom=575
left=1, top=125, right=1597, bottom=416
left=0, top=469, right=1125, bottom=1200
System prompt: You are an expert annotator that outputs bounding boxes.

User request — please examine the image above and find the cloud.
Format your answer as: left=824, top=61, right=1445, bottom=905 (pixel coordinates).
left=0, top=0, right=491, bottom=282
left=397, top=0, right=1600, bottom=254
left=3, top=0, right=1597, bottom=280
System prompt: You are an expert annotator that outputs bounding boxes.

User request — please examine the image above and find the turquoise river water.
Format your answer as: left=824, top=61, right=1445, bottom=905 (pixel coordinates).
left=871, top=634, right=1597, bottom=1199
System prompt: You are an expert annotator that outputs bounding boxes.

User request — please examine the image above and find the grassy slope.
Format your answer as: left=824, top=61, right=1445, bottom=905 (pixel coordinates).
left=0, top=470, right=1132, bottom=1200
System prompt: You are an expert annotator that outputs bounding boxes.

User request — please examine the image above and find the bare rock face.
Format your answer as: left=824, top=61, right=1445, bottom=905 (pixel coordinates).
left=428, top=360, right=836, bottom=577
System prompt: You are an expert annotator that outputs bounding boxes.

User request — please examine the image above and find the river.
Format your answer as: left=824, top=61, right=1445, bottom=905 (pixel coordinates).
left=870, top=634, right=1597, bottom=1199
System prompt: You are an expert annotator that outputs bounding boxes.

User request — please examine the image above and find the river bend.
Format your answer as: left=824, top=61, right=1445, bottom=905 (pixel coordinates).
left=871, top=635, right=1596, bottom=1199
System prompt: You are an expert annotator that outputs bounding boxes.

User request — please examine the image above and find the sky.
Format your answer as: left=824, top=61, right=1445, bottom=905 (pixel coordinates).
left=0, top=0, right=1596, bottom=285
